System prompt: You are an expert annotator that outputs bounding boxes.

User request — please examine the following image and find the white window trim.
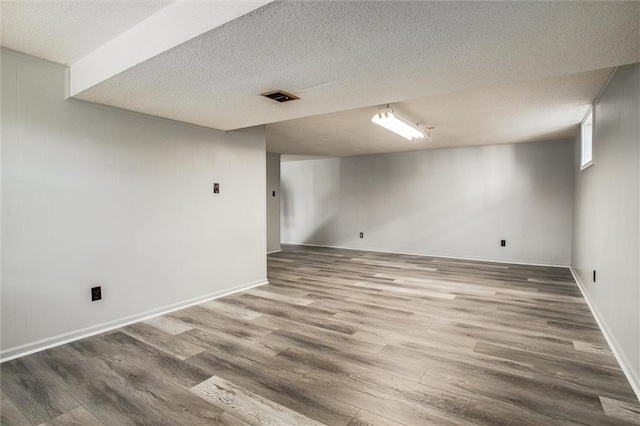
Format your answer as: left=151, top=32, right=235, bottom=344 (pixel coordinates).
left=581, top=160, right=594, bottom=171
left=580, top=107, right=594, bottom=171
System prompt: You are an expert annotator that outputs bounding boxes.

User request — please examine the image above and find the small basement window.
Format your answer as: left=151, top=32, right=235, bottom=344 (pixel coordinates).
left=581, top=109, right=594, bottom=170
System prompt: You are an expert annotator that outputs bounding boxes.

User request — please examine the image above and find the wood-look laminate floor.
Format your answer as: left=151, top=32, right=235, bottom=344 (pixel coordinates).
left=2, top=244, right=640, bottom=426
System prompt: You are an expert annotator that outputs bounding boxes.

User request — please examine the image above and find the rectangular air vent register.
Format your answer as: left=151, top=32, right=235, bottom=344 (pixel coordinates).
left=261, top=90, right=299, bottom=103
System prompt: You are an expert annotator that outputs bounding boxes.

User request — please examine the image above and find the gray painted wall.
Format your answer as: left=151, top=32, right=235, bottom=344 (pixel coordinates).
left=1, top=50, right=267, bottom=359
left=572, top=63, right=640, bottom=394
left=266, top=151, right=281, bottom=253
left=282, top=140, right=574, bottom=266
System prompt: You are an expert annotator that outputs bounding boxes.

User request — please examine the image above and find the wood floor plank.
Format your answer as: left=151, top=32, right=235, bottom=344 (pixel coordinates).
left=381, top=342, right=536, bottom=379
left=317, top=377, right=477, bottom=426
left=94, top=331, right=212, bottom=389
left=245, top=287, right=316, bottom=306
left=67, top=378, right=173, bottom=426
left=347, top=410, right=404, bottom=426
left=420, top=364, right=633, bottom=425
left=85, top=355, right=224, bottom=425
left=36, top=407, right=104, bottom=426
left=275, top=334, right=428, bottom=382
left=143, top=316, right=194, bottom=335
left=120, top=322, right=206, bottom=360
left=167, top=305, right=277, bottom=340
left=213, top=411, right=252, bottom=426
left=1, top=392, right=31, bottom=426
left=251, top=315, right=386, bottom=354
left=189, top=375, right=326, bottom=426
left=308, top=297, right=415, bottom=322
left=473, top=341, right=629, bottom=390
left=349, top=280, right=458, bottom=300
left=221, top=295, right=359, bottom=335
left=186, top=349, right=357, bottom=425
left=601, top=397, right=640, bottom=425
left=177, top=325, right=281, bottom=358
left=374, top=273, right=499, bottom=297
left=199, top=299, right=264, bottom=320
left=185, top=333, right=338, bottom=389
left=276, top=345, right=472, bottom=419
left=32, top=346, right=94, bottom=388
left=1, top=357, right=80, bottom=425
left=64, top=334, right=115, bottom=360
left=574, top=340, right=615, bottom=356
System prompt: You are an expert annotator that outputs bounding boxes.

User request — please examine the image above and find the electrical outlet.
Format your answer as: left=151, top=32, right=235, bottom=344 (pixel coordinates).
left=91, top=286, right=102, bottom=302
left=500, top=240, right=506, bottom=247
left=213, top=183, right=220, bottom=194
left=359, top=232, right=364, bottom=238
left=593, top=270, right=596, bottom=283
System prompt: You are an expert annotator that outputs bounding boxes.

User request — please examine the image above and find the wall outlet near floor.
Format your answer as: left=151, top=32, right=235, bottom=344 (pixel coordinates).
left=501, top=239, right=506, bottom=247
left=91, top=286, right=102, bottom=301
left=359, top=232, right=364, bottom=238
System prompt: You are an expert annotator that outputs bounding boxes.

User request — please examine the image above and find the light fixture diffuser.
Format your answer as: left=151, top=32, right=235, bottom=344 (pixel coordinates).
left=371, top=107, right=425, bottom=140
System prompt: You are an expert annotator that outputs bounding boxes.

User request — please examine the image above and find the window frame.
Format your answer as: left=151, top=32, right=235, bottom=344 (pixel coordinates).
left=580, top=107, right=594, bottom=171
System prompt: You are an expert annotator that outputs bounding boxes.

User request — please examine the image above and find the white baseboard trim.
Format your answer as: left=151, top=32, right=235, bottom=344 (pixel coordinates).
left=569, top=267, right=640, bottom=402
left=0, top=278, right=268, bottom=363
left=282, top=242, right=569, bottom=268
left=267, top=249, right=282, bottom=254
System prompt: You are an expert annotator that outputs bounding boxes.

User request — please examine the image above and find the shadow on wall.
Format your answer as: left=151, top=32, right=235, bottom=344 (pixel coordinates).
left=281, top=179, right=293, bottom=230
left=281, top=160, right=341, bottom=245
left=301, top=216, right=341, bottom=246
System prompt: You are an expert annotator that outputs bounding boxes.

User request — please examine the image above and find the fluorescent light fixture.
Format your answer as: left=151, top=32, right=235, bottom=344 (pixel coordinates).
left=371, top=107, right=425, bottom=140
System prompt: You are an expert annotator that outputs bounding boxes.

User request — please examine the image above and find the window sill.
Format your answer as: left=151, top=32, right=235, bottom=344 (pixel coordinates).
left=580, top=160, right=594, bottom=171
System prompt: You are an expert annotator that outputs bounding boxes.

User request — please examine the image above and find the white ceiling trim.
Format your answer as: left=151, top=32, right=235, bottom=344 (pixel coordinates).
left=69, top=0, right=272, bottom=97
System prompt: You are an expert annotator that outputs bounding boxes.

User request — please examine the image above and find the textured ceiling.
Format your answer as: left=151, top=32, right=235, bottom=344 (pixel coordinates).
left=270, top=69, right=612, bottom=157
left=0, top=1, right=172, bottom=65
left=72, top=1, right=639, bottom=131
